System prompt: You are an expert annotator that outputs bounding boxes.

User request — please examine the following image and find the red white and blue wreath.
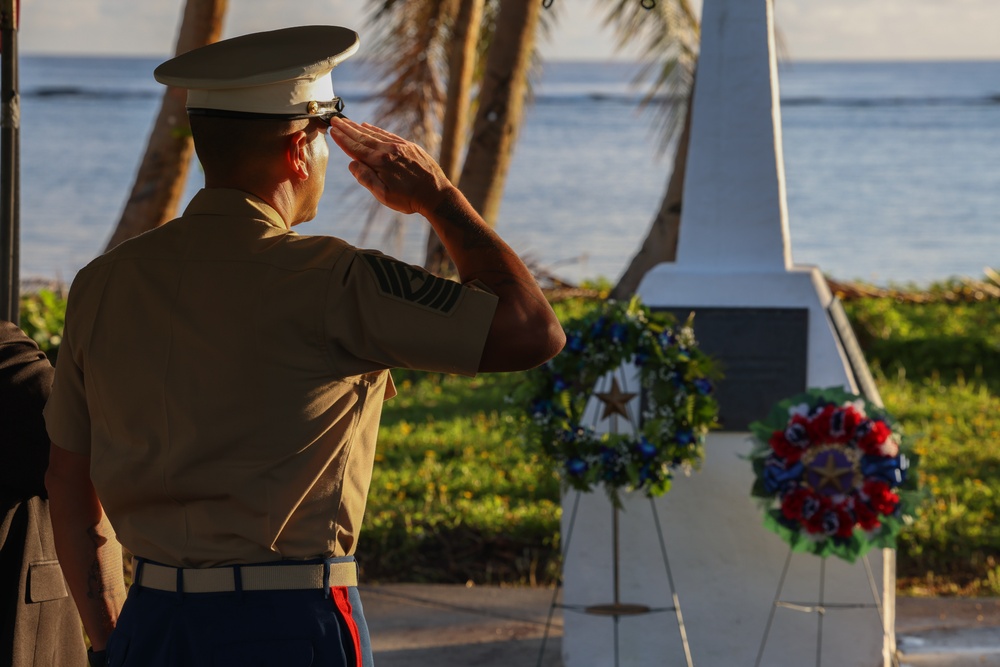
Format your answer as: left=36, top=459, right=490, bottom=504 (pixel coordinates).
left=518, top=297, right=720, bottom=505
left=748, top=387, right=920, bottom=562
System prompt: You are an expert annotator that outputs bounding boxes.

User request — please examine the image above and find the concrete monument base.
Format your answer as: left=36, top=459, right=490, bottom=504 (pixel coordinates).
left=561, top=436, right=893, bottom=667
left=559, top=266, right=895, bottom=667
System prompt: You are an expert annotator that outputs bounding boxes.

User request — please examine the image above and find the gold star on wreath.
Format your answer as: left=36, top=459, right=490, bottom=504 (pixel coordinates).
left=594, top=378, right=637, bottom=421
left=811, top=452, right=851, bottom=493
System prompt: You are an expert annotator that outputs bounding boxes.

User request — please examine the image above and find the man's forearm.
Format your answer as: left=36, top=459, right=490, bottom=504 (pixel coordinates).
left=426, top=188, right=534, bottom=287
left=47, top=446, right=126, bottom=650
left=425, top=188, right=565, bottom=371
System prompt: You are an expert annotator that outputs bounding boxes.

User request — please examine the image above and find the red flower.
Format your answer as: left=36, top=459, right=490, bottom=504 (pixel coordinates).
left=805, top=512, right=825, bottom=534
left=834, top=507, right=856, bottom=538
left=825, top=507, right=854, bottom=538
left=781, top=487, right=811, bottom=520
left=842, top=406, right=865, bottom=439
left=807, top=405, right=835, bottom=442
left=770, top=430, right=801, bottom=462
left=804, top=495, right=832, bottom=534
left=863, top=480, right=900, bottom=516
left=771, top=414, right=813, bottom=462
left=858, top=420, right=892, bottom=456
left=854, top=498, right=882, bottom=531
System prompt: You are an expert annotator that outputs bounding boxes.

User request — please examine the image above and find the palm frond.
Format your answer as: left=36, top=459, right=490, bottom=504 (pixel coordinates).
left=360, top=0, right=456, bottom=245
left=365, top=0, right=454, bottom=151
left=599, top=0, right=700, bottom=152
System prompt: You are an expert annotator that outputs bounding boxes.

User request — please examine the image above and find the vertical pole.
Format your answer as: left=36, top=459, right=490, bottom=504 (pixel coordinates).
left=611, top=504, right=620, bottom=606
left=611, top=504, right=621, bottom=667
left=816, top=557, right=826, bottom=667
left=0, top=0, right=19, bottom=323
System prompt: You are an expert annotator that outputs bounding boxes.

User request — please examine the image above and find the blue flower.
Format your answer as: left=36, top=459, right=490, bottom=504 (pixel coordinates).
left=589, top=317, right=607, bottom=337
left=675, top=429, right=694, bottom=446
left=785, top=422, right=810, bottom=448
left=763, top=458, right=804, bottom=494
left=801, top=495, right=821, bottom=520
left=638, top=464, right=656, bottom=484
left=861, top=454, right=907, bottom=486
left=565, top=458, right=588, bottom=477
left=658, top=330, right=675, bottom=348
left=634, top=347, right=650, bottom=367
left=553, top=375, right=570, bottom=392
left=600, top=447, right=619, bottom=465
left=821, top=510, right=841, bottom=536
left=567, top=334, right=586, bottom=353
left=635, top=437, right=658, bottom=460
left=529, top=398, right=551, bottom=418
left=610, top=323, right=628, bottom=344
left=693, top=378, right=713, bottom=395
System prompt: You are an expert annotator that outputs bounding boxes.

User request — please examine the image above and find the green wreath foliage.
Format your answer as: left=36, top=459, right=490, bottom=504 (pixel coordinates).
left=517, top=297, right=720, bottom=504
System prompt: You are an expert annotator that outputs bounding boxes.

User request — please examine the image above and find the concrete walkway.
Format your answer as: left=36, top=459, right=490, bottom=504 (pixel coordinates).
left=361, top=584, right=1000, bottom=666
left=896, top=597, right=1000, bottom=666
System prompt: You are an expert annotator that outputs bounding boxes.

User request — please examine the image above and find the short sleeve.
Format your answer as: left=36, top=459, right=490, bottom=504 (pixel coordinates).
left=43, top=289, right=93, bottom=455
left=325, top=249, right=498, bottom=377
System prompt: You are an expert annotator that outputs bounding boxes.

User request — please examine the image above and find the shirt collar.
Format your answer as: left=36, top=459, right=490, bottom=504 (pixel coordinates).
left=183, top=188, right=289, bottom=230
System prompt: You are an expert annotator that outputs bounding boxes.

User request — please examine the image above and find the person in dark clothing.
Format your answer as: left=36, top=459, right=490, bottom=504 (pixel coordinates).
left=0, top=320, right=87, bottom=666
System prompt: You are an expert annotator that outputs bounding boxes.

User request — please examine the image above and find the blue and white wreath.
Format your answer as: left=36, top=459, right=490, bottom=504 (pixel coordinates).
left=517, top=297, right=720, bottom=503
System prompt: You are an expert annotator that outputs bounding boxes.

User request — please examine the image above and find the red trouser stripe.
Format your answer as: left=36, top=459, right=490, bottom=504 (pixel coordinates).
left=331, top=586, right=362, bottom=667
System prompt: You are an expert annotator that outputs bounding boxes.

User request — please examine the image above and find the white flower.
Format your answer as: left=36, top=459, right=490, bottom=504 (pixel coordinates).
left=843, top=398, right=867, bottom=416
left=788, top=402, right=811, bottom=418
left=877, top=436, right=900, bottom=458
left=677, top=327, right=697, bottom=347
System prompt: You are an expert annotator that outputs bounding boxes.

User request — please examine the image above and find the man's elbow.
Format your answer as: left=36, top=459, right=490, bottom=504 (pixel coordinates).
left=534, top=318, right=566, bottom=366
left=479, top=317, right=565, bottom=372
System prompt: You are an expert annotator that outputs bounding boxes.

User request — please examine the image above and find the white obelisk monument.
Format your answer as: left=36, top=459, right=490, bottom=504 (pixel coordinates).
left=559, top=1, right=895, bottom=665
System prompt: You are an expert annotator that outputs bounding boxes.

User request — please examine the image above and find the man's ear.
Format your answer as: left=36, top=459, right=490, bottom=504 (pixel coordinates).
left=286, top=130, right=311, bottom=180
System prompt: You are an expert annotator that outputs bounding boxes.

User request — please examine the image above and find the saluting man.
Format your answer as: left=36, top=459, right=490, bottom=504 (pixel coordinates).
left=43, top=26, right=564, bottom=667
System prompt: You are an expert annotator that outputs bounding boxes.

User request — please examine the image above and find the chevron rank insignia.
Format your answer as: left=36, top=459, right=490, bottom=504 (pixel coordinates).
left=362, top=253, right=464, bottom=314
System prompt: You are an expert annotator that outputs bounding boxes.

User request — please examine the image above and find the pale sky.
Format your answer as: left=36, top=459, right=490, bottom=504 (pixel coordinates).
left=17, top=0, right=1000, bottom=62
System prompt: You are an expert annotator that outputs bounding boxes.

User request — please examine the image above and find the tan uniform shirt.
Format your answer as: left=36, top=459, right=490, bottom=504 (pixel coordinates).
left=44, top=189, right=498, bottom=567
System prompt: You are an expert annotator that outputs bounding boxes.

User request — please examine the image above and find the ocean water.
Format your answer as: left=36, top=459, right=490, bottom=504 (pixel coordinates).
left=15, top=56, right=1000, bottom=286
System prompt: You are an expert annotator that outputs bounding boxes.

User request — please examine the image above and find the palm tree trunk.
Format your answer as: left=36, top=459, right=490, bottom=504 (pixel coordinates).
left=103, top=0, right=227, bottom=252
left=456, top=0, right=540, bottom=227
left=439, top=0, right=483, bottom=183
left=611, top=85, right=694, bottom=299
left=424, top=0, right=484, bottom=276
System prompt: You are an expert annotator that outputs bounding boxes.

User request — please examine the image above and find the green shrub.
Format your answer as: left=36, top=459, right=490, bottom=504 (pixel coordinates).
left=880, top=374, right=1000, bottom=594
left=844, top=299, right=1000, bottom=393
left=19, top=289, right=66, bottom=362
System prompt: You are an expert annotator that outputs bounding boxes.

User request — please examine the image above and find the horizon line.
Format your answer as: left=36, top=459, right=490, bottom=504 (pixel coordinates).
left=17, top=50, right=1000, bottom=65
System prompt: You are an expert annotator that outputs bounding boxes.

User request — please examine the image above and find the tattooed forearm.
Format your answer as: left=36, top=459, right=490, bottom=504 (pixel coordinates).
left=432, top=195, right=513, bottom=253
left=85, top=524, right=125, bottom=601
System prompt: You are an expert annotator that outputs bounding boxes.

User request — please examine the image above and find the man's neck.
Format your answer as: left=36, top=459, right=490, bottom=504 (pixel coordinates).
left=204, top=181, right=296, bottom=229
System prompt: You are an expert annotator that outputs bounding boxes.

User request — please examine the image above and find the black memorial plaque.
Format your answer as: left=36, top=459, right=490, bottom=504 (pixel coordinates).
left=653, top=307, right=809, bottom=431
